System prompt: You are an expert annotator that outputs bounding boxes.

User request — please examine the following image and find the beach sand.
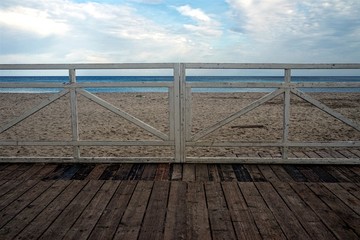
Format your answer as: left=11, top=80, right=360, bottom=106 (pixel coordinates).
left=0, top=92, right=359, bottom=158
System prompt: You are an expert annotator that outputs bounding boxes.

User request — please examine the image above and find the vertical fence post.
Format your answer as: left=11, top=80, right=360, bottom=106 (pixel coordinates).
left=173, top=63, right=186, bottom=163
left=173, top=63, right=181, bottom=162
left=180, top=63, right=186, bottom=162
left=69, top=69, right=80, bottom=160
left=185, top=86, right=192, bottom=141
left=282, top=69, right=291, bottom=160
left=168, top=86, right=175, bottom=141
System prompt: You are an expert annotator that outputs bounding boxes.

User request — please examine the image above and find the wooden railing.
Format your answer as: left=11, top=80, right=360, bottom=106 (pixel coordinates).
left=0, top=63, right=360, bottom=164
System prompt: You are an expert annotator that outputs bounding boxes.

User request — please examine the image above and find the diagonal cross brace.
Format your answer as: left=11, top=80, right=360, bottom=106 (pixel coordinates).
left=77, top=89, right=169, bottom=140
left=291, top=88, right=360, bottom=132
left=191, top=88, right=285, bottom=141
left=0, top=89, right=69, bottom=134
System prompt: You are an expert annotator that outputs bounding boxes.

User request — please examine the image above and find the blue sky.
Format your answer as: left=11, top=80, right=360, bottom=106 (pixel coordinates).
left=0, top=0, right=360, bottom=64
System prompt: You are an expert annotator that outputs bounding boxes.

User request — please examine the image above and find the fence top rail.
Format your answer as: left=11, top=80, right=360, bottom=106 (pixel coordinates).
left=1, top=63, right=360, bottom=70
left=0, top=82, right=174, bottom=88
left=187, top=82, right=360, bottom=88
left=184, top=63, right=360, bottom=69
left=0, top=63, right=175, bottom=70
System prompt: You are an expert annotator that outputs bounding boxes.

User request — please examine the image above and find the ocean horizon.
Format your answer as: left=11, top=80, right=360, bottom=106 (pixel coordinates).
left=0, top=76, right=359, bottom=93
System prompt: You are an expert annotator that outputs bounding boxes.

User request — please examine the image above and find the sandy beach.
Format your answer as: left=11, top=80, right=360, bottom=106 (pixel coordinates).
left=0, top=92, right=359, bottom=158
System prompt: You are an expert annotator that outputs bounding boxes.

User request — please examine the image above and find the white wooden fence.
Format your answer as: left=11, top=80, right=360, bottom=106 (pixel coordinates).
left=0, top=63, right=360, bottom=164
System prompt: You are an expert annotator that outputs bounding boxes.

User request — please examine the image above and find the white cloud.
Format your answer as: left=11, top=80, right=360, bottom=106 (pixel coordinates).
left=226, top=0, right=360, bottom=40
left=0, top=6, right=70, bottom=37
left=176, top=5, right=211, bottom=22
left=0, top=0, right=220, bottom=63
left=226, top=0, right=301, bottom=40
left=176, top=5, right=222, bottom=37
left=129, top=0, right=164, bottom=4
left=0, top=0, right=359, bottom=64
left=225, top=0, right=360, bottom=61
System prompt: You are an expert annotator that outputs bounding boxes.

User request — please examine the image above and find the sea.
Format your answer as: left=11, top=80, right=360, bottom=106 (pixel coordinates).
left=0, top=76, right=360, bottom=93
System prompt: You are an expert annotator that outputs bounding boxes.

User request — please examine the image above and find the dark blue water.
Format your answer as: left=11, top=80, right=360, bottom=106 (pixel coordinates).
left=0, top=76, right=359, bottom=93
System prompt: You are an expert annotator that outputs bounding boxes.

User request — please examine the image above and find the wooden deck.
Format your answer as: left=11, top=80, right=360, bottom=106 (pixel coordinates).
left=0, top=161, right=359, bottom=239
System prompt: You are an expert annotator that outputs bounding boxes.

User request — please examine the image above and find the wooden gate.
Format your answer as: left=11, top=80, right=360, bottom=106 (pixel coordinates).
left=0, top=63, right=360, bottom=164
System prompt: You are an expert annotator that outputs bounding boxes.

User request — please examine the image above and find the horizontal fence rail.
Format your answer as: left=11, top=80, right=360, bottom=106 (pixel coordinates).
left=0, top=63, right=360, bottom=164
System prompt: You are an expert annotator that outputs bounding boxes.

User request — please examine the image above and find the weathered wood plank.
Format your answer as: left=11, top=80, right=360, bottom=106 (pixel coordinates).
left=88, top=181, right=136, bottom=240
left=113, top=181, right=153, bottom=240
left=323, top=183, right=360, bottom=215
left=315, top=150, right=333, bottom=158
left=141, top=164, right=158, bottom=180
left=0, top=164, right=56, bottom=198
left=205, top=182, right=236, bottom=239
left=185, top=182, right=211, bottom=240
left=0, top=180, right=53, bottom=228
left=195, top=164, right=209, bottom=181
left=63, top=181, right=119, bottom=240
left=270, top=165, right=294, bottom=182
left=208, top=164, right=221, bottom=182
left=154, top=163, right=170, bottom=181
left=112, top=164, right=133, bottom=180
left=350, top=166, right=360, bottom=176
left=325, top=166, right=352, bottom=183
left=296, top=166, right=321, bottom=182
left=307, top=183, right=360, bottom=236
left=336, top=166, right=360, bottom=183
left=2, top=164, right=32, bottom=180
left=128, top=164, right=146, bottom=180
left=292, top=151, right=309, bottom=159
left=350, top=149, right=360, bottom=157
left=283, top=165, right=307, bottom=182
left=233, top=164, right=252, bottom=182
left=71, top=164, right=95, bottom=180
left=258, top=165, right=281, bottom=182
left=0, top=181, right=70, bottom=239
left=99, top=164, right=120, bottom=180
left=329, top=149, right=348, bottom=158
left=1, top=163, right=360, bottom=240
left=60, top=164, right=82, bottom=180
left=222, top=182, right=261, bottom=240
left=164, top=181, right=187, bottom=240
left=312, top=166, right=338, bottom=182
left=255, top=182, right=310, bottom=239
left=337, top=150, right=358, bottom=158
left=272, top=182, right=336, bottom=240
left=239, top=182, right=286, bottom=239
left=171, top=164, right=182, bottom=181
left=0, top=180, right=40, bottom=211
left=339, top=183, right=360, bottom=200
left=138, top=181, right=170, bottom=240
left=182, top=164, right=195, bottom=182
left=38, top=180, right=104, bottom=240
left=14, top=180, right=87, bottom=240
left=42, top=164, right=69, bottom=180
left=244, top=165, right=266, bottom=182
left=31, top=164, right=58, bottom=180
left=12, top=164, right=45, bottom=181
left=220, top=164, right=237, bottom=181
left=84, top=164, right=109, bottom=180
left=304, top=151, right=322, bottom=159
left=0, top=164, right=9, bottom=171
left=290, top=183, right=359, bottom=239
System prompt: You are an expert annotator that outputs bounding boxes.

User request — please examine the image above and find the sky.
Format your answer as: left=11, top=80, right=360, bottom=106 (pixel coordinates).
left=0, top=0, right=360, bottom=65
